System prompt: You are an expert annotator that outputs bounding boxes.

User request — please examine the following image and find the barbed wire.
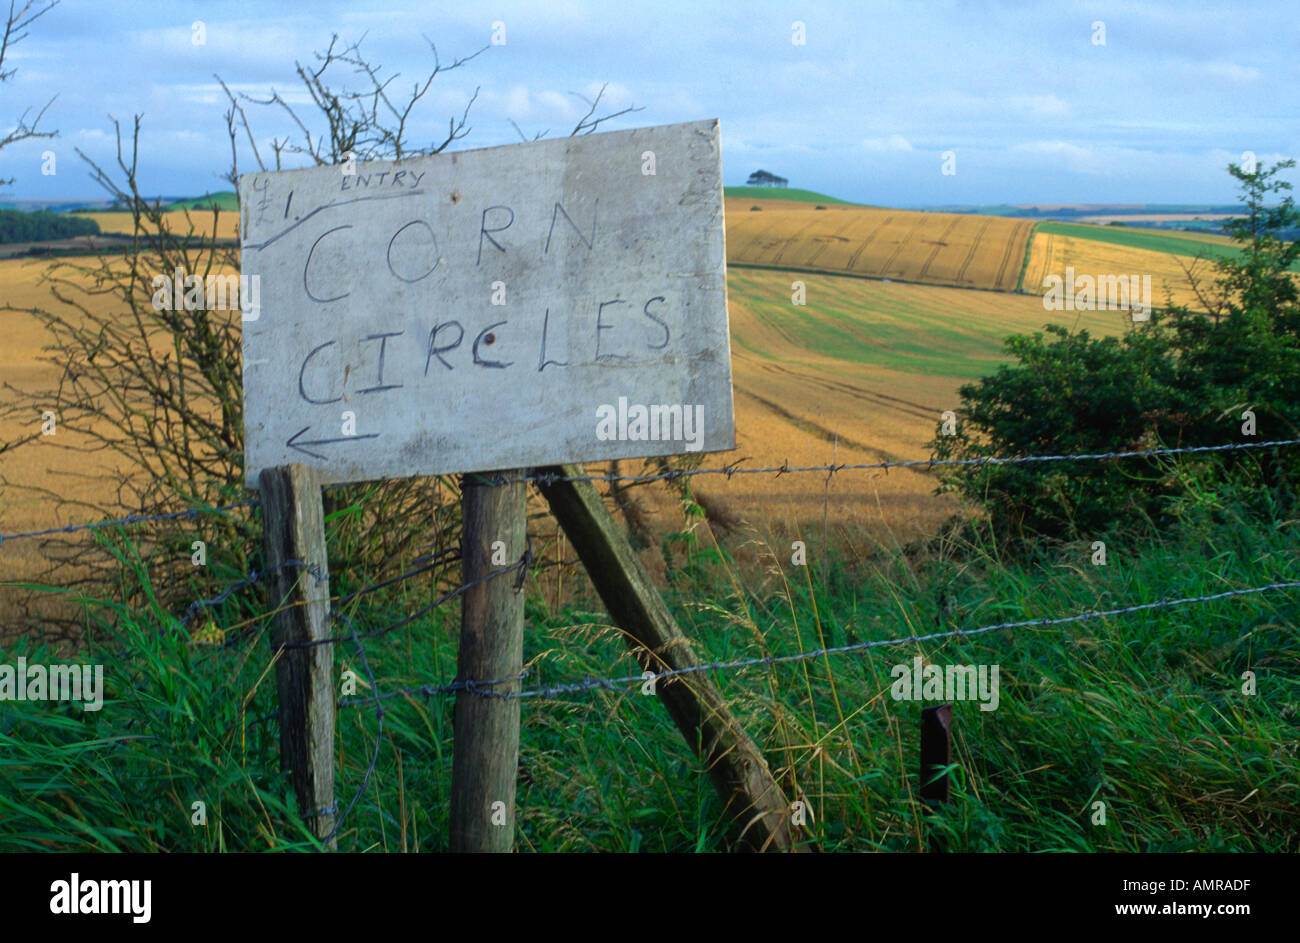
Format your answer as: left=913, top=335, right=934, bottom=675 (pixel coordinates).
left=138, top=499, right=1296, bottom=854
left=334, top=547, right=462, bottom=611
left=282, top=556, right=530, bottom=650
left=4, top=437, right=1296, bottom=546
left=0, top=480, right=407, bottom=547
left=321, top=619, right=384, bottom=848
left=0, top=480, right=368, bottom=546
left=242, top=549, right=526, bottom=848
left=198, top=551, right=480, bottom=848
left=224, top=557, right=556, bottom=734
left=333, top=578, right=1299, bottom=706
left=178, top=559, right=326, bottom=627
left=0, top=500, right=260, bottom=546
left=211, top=550, right=465, bottom=651
left=8, top=433, right=1298, bottom=852
left=511, top=437, right=1300, bottom=487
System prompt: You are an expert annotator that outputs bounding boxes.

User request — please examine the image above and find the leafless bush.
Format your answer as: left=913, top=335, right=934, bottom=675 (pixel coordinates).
left=1, top=32, right=675, bottom=635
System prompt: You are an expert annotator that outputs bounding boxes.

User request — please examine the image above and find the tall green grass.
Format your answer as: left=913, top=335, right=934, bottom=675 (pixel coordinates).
left=1, top=486, right=1296, bottom=851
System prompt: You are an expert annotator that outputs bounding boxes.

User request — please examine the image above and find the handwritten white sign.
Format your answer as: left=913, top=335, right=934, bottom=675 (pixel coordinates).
left=238, top=119, right=733, bottom=487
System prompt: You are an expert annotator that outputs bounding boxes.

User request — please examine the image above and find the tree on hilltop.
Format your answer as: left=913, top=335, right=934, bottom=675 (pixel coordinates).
left=747, top=169, right=788, bottom=188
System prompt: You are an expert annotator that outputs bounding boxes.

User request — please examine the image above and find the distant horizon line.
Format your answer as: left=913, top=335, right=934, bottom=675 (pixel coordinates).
left=0, top=192, right=1257, bottom=211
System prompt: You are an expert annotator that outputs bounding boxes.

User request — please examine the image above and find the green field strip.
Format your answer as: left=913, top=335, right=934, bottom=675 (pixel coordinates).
left=728, top=266, right=1135, bottom=388
left=1036, top=221, right=1241, bottom=261
left=732, top=276, right=1039, bottom=381
left=1016, top=221, right=1040, bottom=293
left=166, top=192, right=239, bottom=211
left=724, top=186, right=860, bottom=205
left=1037, top=221, right=1300, bottom=273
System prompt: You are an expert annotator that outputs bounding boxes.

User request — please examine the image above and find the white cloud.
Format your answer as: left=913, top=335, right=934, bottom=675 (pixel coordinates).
left=12, top=0, right=1294, bottom=206
left=655, top=88, right=706, bottom=118
left=504, top=84, right=531, bottom=119
left=1207, top=147, right=1292, bottom=169
left=1011, top=140, right=1105, bottom=174
left=1205, top=61, right=1261, bottom=83
left=726, top=139, right=816, bottom=155
left=1006, top=94, right=1071, bottom=119
left=580, top=81, right=633, bottom=110
left=475, top=84, right=536, bottom=121
left=125, top=21, right=309, bottom=66
left=169, top=83, right=315, bottom=107
left=860, top=134, right=913, bottom=152
left=1007, top=141, right=1212, bottom=179
left=536, top=90, right=577, bottom=119
left=476, top=83, right=627, bottom=129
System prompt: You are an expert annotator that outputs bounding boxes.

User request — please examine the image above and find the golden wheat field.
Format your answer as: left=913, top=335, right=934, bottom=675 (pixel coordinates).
left=0, top=244, right=1146, bottom=625
left=1022, top=229, right=1218, bottom=310
left=725, top=199, right=1035, bottom=292
left=69, top=209, right=239, bottom=241
left=1, top=258, right=1130, bottom=541
left=2, top=203, right=1154, bottom=569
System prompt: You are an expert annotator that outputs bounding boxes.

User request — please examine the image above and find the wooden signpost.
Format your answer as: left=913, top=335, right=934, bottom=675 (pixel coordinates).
left=241, top=120, right=807, bottom=852
left=449, top=469, right=527, bottom=853
left=259, top=463, right=335, bottom=847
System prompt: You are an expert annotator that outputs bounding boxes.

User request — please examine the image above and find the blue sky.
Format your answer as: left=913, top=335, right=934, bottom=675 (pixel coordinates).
left=1, top=0, right=1294, bottom=206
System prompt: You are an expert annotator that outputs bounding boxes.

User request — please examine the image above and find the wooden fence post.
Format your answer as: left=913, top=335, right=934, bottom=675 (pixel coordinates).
left=537, top=463, right=811, bottom=852
left=920, top=703, right=953, bottom=804
left=260, top=463, right=336, bottom=847
left=920, top=703, right=952, bottom=852
left=450, top=470, right=527, bottom=853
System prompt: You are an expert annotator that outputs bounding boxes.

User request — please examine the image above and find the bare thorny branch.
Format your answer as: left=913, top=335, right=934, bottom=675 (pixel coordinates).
left=0, top=0, right=59, bottom=185
left=1173, top=253, right=1228, bottom=325
left=2, top=31, right=650, bottom=634
left=568, top=82, right=644, bottom=136
left=220, top=33, right=490, bottom=170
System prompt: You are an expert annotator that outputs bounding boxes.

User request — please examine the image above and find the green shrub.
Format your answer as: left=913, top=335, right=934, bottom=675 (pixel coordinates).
left=933, top=160, right=1300, bottom=541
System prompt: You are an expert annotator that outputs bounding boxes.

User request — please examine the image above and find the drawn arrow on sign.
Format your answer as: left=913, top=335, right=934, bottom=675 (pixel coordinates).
left=286, top=426, right=381, bottom=460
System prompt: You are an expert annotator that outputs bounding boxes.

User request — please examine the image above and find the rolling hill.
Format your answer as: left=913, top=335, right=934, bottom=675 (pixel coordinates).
left=724, top=186, right=858, bottom=205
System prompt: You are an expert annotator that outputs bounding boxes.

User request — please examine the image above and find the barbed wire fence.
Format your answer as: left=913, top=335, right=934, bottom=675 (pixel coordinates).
left=5, top=437, right=1300, bottom=547
left=2, top=436, right=1298, bottom=847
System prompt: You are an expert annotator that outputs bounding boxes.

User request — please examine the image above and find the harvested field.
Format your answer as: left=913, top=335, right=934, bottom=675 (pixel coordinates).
left=69, top=209, right=239, bottom=241
left=687, top=268, right=1130, bottom=540
left=725, top=200, right=1034, bottom=292
left=1023, top=228, right=1224, bottom=310
left=1, top=257, right=1134, bottom=553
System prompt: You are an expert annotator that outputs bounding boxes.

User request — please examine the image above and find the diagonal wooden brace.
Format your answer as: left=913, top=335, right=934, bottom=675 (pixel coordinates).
left=536, top=463, right=813, bottom=852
